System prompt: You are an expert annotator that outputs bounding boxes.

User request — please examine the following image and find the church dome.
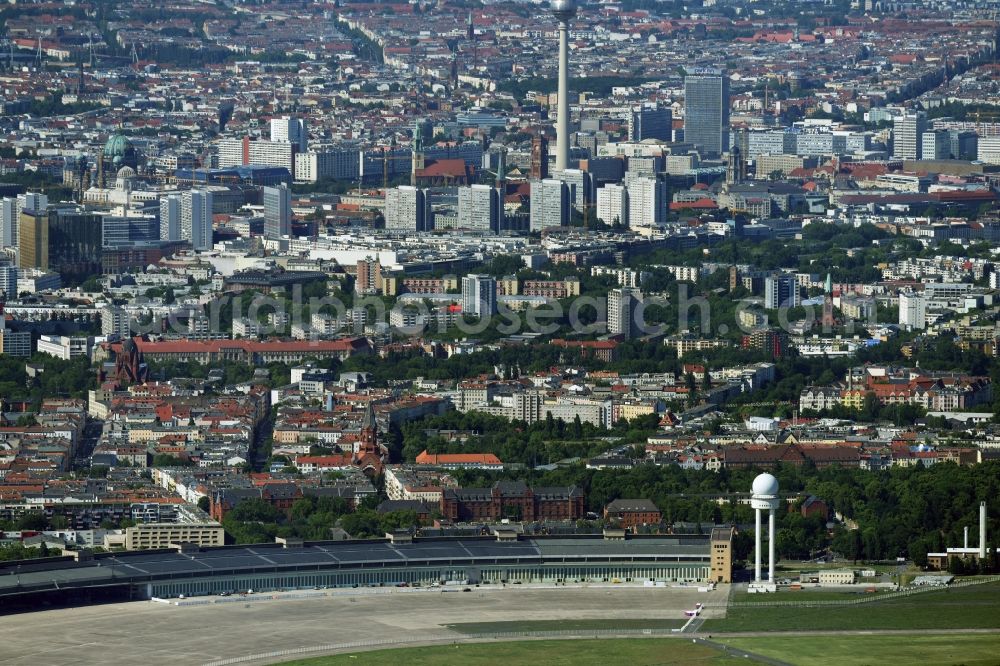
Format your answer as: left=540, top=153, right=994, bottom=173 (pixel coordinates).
left=116, top=166, right=136, bottom=179
left=102, top=132, right=138, bottom=170
left=104, top=133, right=133, bottom=157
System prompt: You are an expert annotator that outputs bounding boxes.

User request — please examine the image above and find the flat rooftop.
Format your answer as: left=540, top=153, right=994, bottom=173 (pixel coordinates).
left=0, top=534, right=714, bottom=597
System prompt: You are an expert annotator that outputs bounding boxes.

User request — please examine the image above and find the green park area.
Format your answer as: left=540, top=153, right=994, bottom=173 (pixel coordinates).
left=278, top=631, right=1000, bottom=666
left=278, top=639, right=745, bottom=666
left=258, top=582, right=1000, bottom=666
left=720, top=633, right=1000, bottom=666
left=704, top=581, right=1000, bottom=632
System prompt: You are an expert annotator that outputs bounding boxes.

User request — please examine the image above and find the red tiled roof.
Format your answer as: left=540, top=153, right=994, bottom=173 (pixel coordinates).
left=416, top=158, right=469, bottom=178
left=414, top=451, right=502, bottom=465
left=670, top=198, right=717, bottom=210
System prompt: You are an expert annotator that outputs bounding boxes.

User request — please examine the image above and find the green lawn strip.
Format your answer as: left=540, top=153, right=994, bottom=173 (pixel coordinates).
left=277, top=639, right=746, bottom=666
left=719, top=634, right=1000, bottom=666
left=704, top=582, right=1000, bottom=632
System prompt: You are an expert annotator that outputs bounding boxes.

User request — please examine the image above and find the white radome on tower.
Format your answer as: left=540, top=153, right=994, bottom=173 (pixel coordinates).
left=752, top=472, right=779, bottom=497
left=750, top=472, right=779, bottom=592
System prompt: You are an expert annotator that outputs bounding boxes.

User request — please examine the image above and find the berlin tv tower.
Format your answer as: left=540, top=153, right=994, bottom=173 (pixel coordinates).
left=550, top=0, right=577, bottom=172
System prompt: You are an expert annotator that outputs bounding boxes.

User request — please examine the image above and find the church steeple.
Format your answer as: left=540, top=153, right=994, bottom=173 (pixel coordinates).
left=361, top=400, right=376, bottom=442
left=353, top=400, right=384, bottom=475
left=822, top=272, right=835, bottom=328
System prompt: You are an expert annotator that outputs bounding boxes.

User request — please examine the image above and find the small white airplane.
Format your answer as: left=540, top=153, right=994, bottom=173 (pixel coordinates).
left=683, top=603, right=704, bottom=617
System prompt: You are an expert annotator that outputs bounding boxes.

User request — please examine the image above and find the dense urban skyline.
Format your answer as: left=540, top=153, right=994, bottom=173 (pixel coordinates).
left=1, top=1, right=999, bottom=663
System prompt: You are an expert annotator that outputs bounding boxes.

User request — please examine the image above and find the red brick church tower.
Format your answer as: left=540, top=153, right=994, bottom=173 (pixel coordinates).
left=353, top=401, right=386, bottom=475
left=822, top=273, right=835, bottom=329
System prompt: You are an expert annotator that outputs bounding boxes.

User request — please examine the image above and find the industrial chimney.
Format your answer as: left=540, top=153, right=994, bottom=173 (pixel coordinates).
left=980, top=501, right=988, bottom=560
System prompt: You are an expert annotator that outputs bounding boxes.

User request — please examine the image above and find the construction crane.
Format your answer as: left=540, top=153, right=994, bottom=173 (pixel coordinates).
left=380, top=149, right=414, bottom=190
left=481, top=146, right=510, bottom=231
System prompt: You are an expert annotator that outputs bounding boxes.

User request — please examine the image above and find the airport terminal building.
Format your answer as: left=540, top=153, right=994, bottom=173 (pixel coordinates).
left=0, top=530, right=734, bottom=610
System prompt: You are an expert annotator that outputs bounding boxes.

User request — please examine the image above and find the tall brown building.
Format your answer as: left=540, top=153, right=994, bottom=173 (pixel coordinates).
left=709, top=526, right=735, bottom=583
left=531, top=134, right=549, bottom=180
left=356, top=257, right=382, bottom=295
left=18, top=210, right=48, bottom=270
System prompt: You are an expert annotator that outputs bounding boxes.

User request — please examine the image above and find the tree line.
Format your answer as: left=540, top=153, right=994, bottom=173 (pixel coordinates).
left=219, top=494, right=420, bottom=543
left=400, top=410, right=660, bottom=466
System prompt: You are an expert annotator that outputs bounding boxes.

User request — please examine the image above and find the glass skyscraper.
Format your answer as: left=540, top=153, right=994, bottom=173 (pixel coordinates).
left=263, top=184, right=291, bottom=239
left=684, top=69, right=730, bottom=158
left=19, top=207, right=102, bottom=283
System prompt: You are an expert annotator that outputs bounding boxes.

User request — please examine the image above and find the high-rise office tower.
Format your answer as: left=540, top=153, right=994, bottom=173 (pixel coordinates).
left=764, top=275, right=800, bottom=309
left=263, top=184, right=292, bottom=238
left=462, top=274, right=497, bottom=317
left=0, top=198, right=15, bottom=249
left=625, top=176, right=667, bottom=228
left=159, top=194, right=181, bottom=241
left=2, top=192, right=48, bottom=251
left=100, top=215, right=159, bottom=247
left=949, top=129, right=978, bottom=161
left=628, top=104, right=672, bottom=142
left=457, top=184, right=499, bottom=233
left=898, top=291, right=926, bottom=330
left=977, top=136, right=1000, bottom=165
left=921, top=130, right=950, bottom=161
left=552, top=168, right=593, bottom=212
left=596, top=184, right=628, bottom=227
left=19, top=193, right=48, bottom=216
left=102, top=305, right=131, bottom=338
left=608, top=287, right=639, bottom=339
left=17, top=210, right=46, bottom=270
left=384, top=186, right=429, bottom=232
left=18, top=206, right=102, bottom=282
left=529, top=178, right=569, bottom=232
left=356, top=257, right=382, bottom=295
left=0, top=262, right=16, bottom=298
left=892, top=112, right=927, bottom=160
left=270, top=116, right=308, bottom=152
left=181, top=190, right=213, bottom=251
left=684, top=69, right=730, bottom=158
